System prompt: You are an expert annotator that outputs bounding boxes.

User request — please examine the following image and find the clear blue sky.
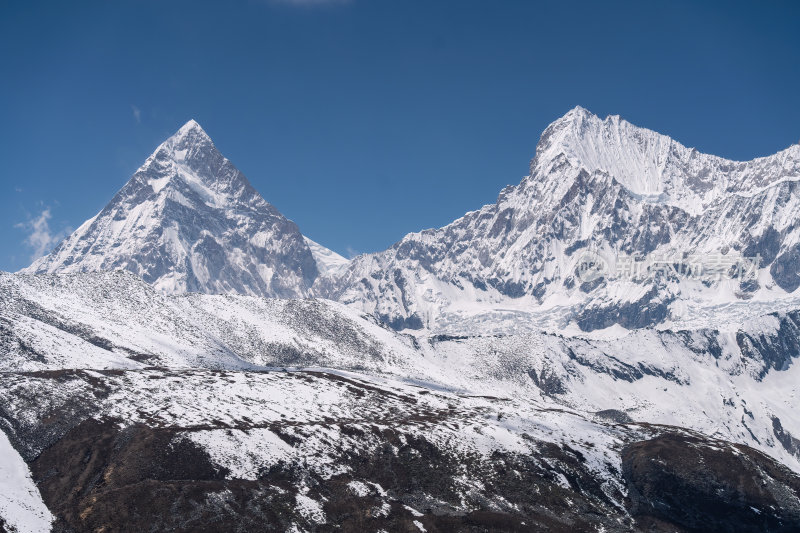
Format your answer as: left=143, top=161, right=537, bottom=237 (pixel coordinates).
left=2, top=0, right=799, bottom=270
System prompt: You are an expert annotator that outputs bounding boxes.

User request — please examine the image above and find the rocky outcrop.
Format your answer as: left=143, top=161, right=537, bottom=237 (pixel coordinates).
left=623, top=432, right=800, bottom=532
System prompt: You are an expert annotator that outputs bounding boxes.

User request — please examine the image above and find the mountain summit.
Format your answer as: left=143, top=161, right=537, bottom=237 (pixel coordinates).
left=24, top=110, right=800, bottom=334
left=317, top=107, right=800, bottom=333
left=532, top=106, right=800, bottom=211
left=25, top=120, right=329, bottom=297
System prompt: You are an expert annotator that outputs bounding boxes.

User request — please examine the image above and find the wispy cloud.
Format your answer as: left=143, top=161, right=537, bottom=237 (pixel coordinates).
left=345, top=245, right=360, bottom=259
left=131, top=105, right=142, bottom=124
left=15, top=207, right=71, bottom=262
left=269, top=0, right=351, bottom=6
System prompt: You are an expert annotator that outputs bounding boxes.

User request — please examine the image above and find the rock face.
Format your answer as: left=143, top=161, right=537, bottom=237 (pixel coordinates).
left=24, top=120, right=325, bottom=298
left=316, top=107, right=800, bottom=333
left=623, top=432, right=800, bottom=532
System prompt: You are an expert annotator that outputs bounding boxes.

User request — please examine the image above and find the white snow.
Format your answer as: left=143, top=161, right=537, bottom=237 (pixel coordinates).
left=4, top=108, right=800, bottom=529
left=304, top=237, right=350, bottom=276
left=0, top=431, right=53, bottom=533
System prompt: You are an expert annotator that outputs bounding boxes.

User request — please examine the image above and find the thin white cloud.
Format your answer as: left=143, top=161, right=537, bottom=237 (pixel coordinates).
left=15, top=208, right=71, bottom=262
left=270, top=0, right=351, bottom=5
left=345, top=245, right=360, bottom=259
left=131, top=105, right=142, bottom=124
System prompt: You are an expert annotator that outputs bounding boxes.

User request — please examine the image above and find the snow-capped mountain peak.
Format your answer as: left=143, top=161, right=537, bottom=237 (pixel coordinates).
left=24, top=120, right=325, bottom=298
left=532, top=108, right=800, bottom=212
left=133, top=119, right=260, bottom=208
left=176, top=118, right=205, bottom=135
left=304, top=237, right=350, bottom=276
left=318, top=107, right=800, bottom=335
left=153, top=119, right=215, bottom=166
left=22, top=109, right=800, bottom=336
left=533, top=107, right=672, bottom=197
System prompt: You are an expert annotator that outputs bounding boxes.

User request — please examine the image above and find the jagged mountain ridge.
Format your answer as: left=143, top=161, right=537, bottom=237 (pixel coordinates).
left=24, top=120, right=337, bottom=298
left=316, top=107, right=800, bottom=332
left=23, top=109, right=800, bottom=334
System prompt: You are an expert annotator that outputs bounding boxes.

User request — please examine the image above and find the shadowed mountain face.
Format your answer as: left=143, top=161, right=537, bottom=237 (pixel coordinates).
left=622, top=432, right=800, bottom=533
left=24, top=120, right=324, bottom=298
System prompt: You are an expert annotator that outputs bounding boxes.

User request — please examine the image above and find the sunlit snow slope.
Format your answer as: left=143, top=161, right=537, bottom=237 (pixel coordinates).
left=318, top=107, right=800, bottom=334
left=24, top=120, right=344, bottom=298
left=2, top=270, right=800, bottom=475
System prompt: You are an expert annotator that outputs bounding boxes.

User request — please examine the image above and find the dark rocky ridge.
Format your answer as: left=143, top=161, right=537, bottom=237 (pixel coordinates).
left=3, top=369, right=800, bottom=532
left=623, top=432, right=800, bottom=532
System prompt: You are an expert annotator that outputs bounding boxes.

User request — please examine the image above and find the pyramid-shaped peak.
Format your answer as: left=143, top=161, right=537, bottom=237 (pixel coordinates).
left=550, top=106, right=606, bottom=131
left=563, top=105, right=593, bottom=119
left=151, top=119, right=220, bottom=169
left=23, top=116, right=320, bottom=298
left=178, top=118, right=205, bottom=134
left=162, top=119, right=214, bottom=151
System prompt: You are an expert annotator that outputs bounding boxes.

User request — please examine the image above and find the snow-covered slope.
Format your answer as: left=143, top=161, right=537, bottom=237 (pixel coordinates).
left=304, top=236, right=350, bottom=276
left=3, top=270, right=800, bottom=476
left=23, top=120, right=334, bottom=298
left=0, top=270, right=424, bottom=374
left=2, top=366, right=799, bottom=532
left=317, top=107, right=800, bottom=334
left=0, top=431, right=53, bottom=533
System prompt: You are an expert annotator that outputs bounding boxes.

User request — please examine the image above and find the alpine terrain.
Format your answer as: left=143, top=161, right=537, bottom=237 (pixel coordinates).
left=24, top=120, right=336, bottom=298
left=3, top=111, right=800, bottom=532
left=317, top=107, right=800, bottom=335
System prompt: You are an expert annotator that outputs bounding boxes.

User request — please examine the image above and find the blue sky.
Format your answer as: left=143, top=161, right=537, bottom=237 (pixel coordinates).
left=1, top=0, right=799, bottom=270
